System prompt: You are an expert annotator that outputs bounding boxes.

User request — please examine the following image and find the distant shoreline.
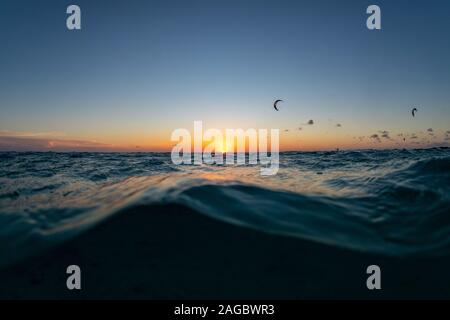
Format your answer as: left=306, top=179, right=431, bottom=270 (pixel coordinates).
left=0, top=147, right=449, bottom=153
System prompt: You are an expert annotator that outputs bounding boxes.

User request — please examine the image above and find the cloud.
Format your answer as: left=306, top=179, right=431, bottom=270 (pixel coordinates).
left=0, top=130, right=65, bottom=138
left=378, top=130, right=391, bottom=140
left=410, top=134, right=418, bottom=139
left=370, top=134, right=381, bottom=143
left=0, top=132, right=115, bottom=152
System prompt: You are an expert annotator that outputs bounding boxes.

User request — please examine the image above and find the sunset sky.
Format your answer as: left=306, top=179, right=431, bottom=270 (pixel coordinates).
left=1, top=0, right=449, bottom=151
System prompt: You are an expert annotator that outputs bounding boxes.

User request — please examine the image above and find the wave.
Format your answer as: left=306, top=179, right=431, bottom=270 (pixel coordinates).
left=0, top=150, right=450, bottom=267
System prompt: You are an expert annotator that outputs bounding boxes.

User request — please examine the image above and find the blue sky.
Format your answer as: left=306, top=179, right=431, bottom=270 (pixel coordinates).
left=0, top=0, right=449, bottom=150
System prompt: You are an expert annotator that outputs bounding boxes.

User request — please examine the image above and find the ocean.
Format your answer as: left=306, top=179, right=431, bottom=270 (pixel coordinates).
left=1, top=148, right=450, bottom=272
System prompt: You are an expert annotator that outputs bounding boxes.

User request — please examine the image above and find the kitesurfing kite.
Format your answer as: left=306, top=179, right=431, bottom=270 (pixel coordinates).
left=273, top=99, right=283, bottom=111
left=412, top=108, right=418, bottom=117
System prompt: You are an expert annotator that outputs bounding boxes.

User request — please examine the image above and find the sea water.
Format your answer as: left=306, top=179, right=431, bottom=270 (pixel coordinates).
left=0, top=148, right=449, bottom=267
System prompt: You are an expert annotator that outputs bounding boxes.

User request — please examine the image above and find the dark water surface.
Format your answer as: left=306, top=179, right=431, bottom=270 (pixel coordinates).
left=1, top=149, right=450, bottom=267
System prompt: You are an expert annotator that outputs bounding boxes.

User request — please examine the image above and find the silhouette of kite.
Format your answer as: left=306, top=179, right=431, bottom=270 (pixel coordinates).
left=412, top=108, right=418, bottom=117
left=273, top=99, right=283, bottom=111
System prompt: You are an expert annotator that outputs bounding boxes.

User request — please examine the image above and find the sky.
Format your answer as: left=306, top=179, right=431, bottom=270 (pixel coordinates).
left=0, top=0, right=449, bottom=151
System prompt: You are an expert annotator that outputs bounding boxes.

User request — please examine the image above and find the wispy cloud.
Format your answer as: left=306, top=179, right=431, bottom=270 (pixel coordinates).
left=0, top=130, right=66, bottom=138
left=0, top=131, right=115, bottom=152
left=378, top=130, right=391, bottom=140
left=370, top=134, right=381, bottom=143
left=445, top=131, right=450, bottom=141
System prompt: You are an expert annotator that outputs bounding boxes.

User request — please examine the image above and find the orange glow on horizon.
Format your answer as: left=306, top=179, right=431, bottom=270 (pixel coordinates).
left=2, top=126, right=444, bottom=152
